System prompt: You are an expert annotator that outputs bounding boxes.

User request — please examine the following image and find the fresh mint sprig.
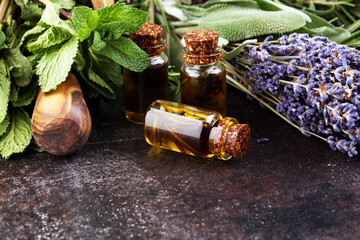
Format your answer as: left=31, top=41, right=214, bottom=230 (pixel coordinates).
left=23, top=2, right=149, bottom=94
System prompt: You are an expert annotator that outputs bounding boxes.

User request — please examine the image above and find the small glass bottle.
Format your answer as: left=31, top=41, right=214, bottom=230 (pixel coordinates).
left=124, top=23, right=169, bottom=124
left=144, top=100, right=250, bottom=160
left=181, top=30, right=227, bottom=116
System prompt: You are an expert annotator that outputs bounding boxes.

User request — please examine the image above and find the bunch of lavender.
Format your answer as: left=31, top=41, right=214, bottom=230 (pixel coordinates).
left=225, top=33, right=360, bottom=157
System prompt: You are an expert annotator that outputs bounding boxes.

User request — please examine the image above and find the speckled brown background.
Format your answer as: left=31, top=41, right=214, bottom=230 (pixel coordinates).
left=1, top=87, right=359, bottom=239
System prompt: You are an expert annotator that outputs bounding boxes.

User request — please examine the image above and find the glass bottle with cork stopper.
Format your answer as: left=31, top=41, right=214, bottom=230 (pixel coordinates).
left=124, top=23, right=169, bottom=124
left=144, top=100, right=251, bottom=160
left=181, top=30, right=227, bottom=117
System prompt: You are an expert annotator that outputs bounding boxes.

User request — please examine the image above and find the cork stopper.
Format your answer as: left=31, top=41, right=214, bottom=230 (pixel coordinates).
left=182, top=30, right=222, bottom=64
left=130, top=23, right=165, bottom=56
left=184, top=30, right=219, bottom=55
left=212, top=118, right=251, bottom=160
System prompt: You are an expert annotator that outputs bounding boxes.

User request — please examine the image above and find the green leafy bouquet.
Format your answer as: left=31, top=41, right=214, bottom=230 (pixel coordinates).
left=0, top=0, right=149, bottom=158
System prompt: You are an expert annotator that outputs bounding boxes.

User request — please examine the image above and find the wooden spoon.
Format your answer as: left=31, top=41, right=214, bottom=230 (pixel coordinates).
left=31, top=72, right=92, bottom=155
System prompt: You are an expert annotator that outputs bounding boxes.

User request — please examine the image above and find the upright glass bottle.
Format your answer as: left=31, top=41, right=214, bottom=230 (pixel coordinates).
left=144, top=100, right=251, bottom=160
left=124, top=23, right=169, bottom=124
left=181, top=30, right=227, bottom=117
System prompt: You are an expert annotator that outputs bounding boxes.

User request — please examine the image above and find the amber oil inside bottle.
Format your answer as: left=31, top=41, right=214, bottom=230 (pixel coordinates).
left=181, top=57, right=226, bottom=116
left=144, top=100, right=251, bottom=160
left=124, top=51, right=168, bottom=124
left=144, top=100, right=223, bottom=158
left=181, top=30, right=227, bottom=116
left=124, top=23, right=169, bottom=124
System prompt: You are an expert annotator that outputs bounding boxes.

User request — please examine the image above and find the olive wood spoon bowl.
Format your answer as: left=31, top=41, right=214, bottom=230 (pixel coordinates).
left=31, top=72, right=92, bottom=155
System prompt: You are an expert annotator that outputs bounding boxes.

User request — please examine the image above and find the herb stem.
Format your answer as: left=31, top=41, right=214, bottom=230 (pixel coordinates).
left=0, top=0, right=10, bottom=24
left=37, top=0, right=73, bottom=20
left=227, top=75, right=327, bottom=142
left=148, top=0, right=155, bottom=23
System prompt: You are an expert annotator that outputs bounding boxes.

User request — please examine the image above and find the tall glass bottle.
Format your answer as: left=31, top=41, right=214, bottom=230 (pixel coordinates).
left=124, top=23, right=168, bottom=124
left=144, top=100, right=251, bottom=160
left=181, top=30, right=227, bottom=116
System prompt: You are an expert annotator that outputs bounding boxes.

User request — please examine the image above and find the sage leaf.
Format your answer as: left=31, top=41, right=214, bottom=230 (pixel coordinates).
left=36, top=36, right=79, bottom=92
left=223, top=39, right=257, bottom=60
left=299, top=11, right=350, bottom=43
left=199, top=0, right=310, bottom=41
left=0, top=107, right=32, bottom=159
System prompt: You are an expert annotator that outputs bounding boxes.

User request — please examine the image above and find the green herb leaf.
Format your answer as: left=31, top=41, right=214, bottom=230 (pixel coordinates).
left=223, top=39, right=257, bottom=60
left=87, top=69, right=116, bottom=99
left=39, top=2, right=74, bottom=34
left=6, top=48, right=33, bottom=87
left=299, top=11, right=350, bottom=43
left=0, top=60, right=11, bottom=124
left=90, top=32, right=149, bottom=72
left=0, top=107, right=32, bottom=159
left=0, top=30, right=6, bottom=50
left=96, top=3, right=147, bottom=33
left=14, top=0, right=44, bottom=21
left=28, top=26, right=72, bottom=53
left=0, top=114, right=10, bottom=137
left=89, top=51, right=123, bottom=87
left=19, top=25, right=46, bottom=47
left=50, top=0, right=76, bottom=10
left=11, top=78, right=38, bottom=107
left=96, top=21, right=126, bottom=40
left=72, top=6, right=99, bottom=41
left=36, top=36, right=79, bottom=92
left=199, top=0, right=310, bottom=41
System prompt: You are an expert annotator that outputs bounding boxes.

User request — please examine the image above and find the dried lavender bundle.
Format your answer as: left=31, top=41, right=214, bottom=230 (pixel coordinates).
left=226, top=33, right=360, bottom=157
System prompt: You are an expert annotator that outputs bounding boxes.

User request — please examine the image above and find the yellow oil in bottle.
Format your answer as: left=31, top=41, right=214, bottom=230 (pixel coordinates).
left=144, top=100, right=222, bottom=158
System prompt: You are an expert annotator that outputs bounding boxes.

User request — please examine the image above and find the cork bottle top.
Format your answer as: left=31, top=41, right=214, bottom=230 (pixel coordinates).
left=130, top=23, right=165, bottom=56
left=184, top=30, right=219, bottom=55
left=212, top=117, right=251, bottom=160
left=182, top=30, right=222, bottom=64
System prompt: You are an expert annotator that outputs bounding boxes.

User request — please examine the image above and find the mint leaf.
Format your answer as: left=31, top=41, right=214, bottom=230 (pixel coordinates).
left=90, top=50, right=123, bottom=87
left=96, top=3, right=147, bottom=33
left=19, top=25, right=46, bottom=47
left=0, top=30, right=6, bottom=50
left=36, top=36, right=79, bottom=92
left=14, top=0, right=44, bottom=21
left=50, top=0, right=75, bottom=10
left=28, top=26, right=72, bottom=53
left=87, top=69, right=116, bottom=99
left=0, top=114, right=10, bottom=137
left=6, top=48, right=33, bottom=87
left=72, top=6, right=99, bottom=41
left=91, top=32, right=149, bottom=72
left=12, top=79, right=38, bottom=107
left=39, top=2, right=74, bottom=34
left=0, top=107, right=32, bottom=159
left=0, top=60, right=11, bottom=123
left=96, top=21, right=125, bottom=40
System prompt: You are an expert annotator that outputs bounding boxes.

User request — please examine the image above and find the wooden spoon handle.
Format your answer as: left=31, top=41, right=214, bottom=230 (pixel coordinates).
left=91, top=0, right=115, bottom=10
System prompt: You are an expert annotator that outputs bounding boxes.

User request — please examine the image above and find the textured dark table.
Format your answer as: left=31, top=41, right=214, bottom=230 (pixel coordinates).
left=1, top=87, right=360, bottom=239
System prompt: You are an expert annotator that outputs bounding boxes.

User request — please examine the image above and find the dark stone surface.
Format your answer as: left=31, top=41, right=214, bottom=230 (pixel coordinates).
left=1, top=87, right=360, bottom=239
